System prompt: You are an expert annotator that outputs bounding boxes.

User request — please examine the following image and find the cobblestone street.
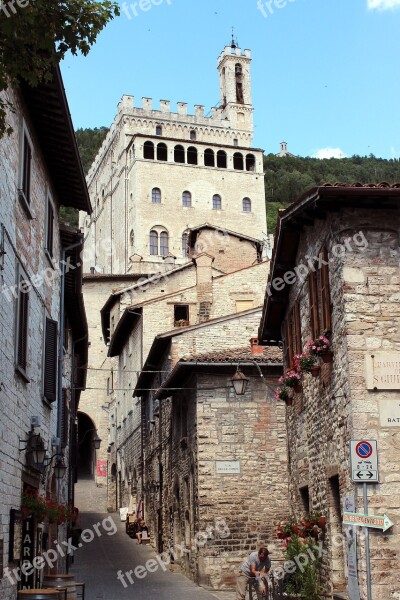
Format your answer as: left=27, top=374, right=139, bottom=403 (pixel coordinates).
left=72, top=478, right=235, bottom=600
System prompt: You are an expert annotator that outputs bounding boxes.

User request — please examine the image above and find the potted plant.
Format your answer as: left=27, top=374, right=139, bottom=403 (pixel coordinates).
left=21, top=491, right=47, bottom=522
left=280, top=369, right=302, bottom=393
left=274, top=386, right=292, bottom=405
left=295, top=353, right=319, bottom=377
left=307, top=336, right=333, bottom=363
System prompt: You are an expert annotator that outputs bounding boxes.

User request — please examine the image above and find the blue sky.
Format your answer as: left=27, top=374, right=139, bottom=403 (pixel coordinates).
left=61, top=0, right=400, bottom=159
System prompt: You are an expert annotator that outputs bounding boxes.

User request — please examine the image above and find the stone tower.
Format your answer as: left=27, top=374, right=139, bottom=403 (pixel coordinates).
left=80, top=43, right=266, bottom=276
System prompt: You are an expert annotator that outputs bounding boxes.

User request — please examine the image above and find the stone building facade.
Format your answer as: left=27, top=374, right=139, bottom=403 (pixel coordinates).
left=258, top=183, right=400, bottom=599
left=79, top=43, right=266, bottom=274
left=132, top=315, right=288, bottom=589
left=0, top=69, right=90, bottom=598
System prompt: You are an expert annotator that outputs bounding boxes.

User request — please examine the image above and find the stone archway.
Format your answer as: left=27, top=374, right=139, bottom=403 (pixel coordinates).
left=77, top=412, right=97, bottom=478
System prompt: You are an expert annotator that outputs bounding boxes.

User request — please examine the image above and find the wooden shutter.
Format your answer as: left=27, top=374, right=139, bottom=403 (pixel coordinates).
left=319, top=246, right=332, bottom=333
left=284, top=316, right=294, bottom=368
left=308, top=270, right=319, bottom=339
left=17, top=281, right=29, bottom=371
left=44, top=318, right=58, bottom=402
left=46, top=201, right=54, bottom=258
left=293, top=301, right=302, bottom=355
left=22, top=134, right=32, bottom=201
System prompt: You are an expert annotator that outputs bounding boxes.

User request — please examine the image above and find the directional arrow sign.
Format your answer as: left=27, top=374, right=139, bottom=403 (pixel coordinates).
left=343, top=511, right=393, bottom=532
left=352, top=470, right=377, bottom=481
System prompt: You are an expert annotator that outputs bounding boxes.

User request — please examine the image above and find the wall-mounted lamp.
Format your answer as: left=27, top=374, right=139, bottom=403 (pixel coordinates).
left=45, top=454, right=67, bottom=480
left=78, top=428, right=102, bottom=449
left=19, top=431, right=47, bottom=470
left=231, top=368, right=250, bottom=396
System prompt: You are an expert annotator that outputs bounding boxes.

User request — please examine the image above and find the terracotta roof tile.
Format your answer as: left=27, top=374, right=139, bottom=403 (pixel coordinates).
left=179, top=346, right=282, bottom=364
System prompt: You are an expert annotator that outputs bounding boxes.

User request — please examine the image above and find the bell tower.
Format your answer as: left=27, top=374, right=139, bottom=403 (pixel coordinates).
left=217, top=38, right=253, bottom=137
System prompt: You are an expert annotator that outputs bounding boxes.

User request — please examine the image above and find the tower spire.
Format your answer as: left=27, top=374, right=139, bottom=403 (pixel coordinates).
left=231, top=27, right=238, bottom=49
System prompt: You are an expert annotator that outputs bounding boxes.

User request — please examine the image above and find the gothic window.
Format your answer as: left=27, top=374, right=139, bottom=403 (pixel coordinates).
left=143, top=141, right=155, bottom=159
left=204, top=148, right=215, bottom=167
left=182, top=232, right=189, bottom=257
left=216, top=150, right=227, bottom=169
left=242, top=197, right=251, bottom=212
left=157, top=142, right=168, bottom=161
left=160, top=231, right=169, bottom=256
left=182, top=191, right=192, bottom=207
left=190, top=130, right=196, bottom=141
left=213, top=194, right=222, bottom=210
left=152, top=187, right=161, bottom=203
left=233, top=152, right=244, bottom=170
left=246, top=153, right=256, bottom=172
left=174, top=145, right=185, bottom=163
left=187, top=146, right=198, bottom=165
left=156, top=125, right=162, bottom=136
left=150, top=230, right=158, bottom=255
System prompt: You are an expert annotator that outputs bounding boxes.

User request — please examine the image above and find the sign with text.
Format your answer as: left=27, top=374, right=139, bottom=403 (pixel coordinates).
left=343, top=512, right=393, bottom=532
left=350, top=440, right=378, bottom=483
left=343, top=496, right=360, bottom=600
left=365, top=352, right=400, bottom=390
left=19, top=516, right=34, bottom=589
left=379, top=399, right=400, bottom=427
left=216, top=460, right=240, bottom=474
left=96, top=460, right=107, bottom=477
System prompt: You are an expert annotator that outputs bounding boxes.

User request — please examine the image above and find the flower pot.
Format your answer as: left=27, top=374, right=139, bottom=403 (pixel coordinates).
left=311, top=365, right=320, bottom=378
left=285, top=397, right=293, bottom=407
left=294, top=382, right=302, bottom=393
left=318, top=515, right=327, bottom=529
left=321, top=351, right=333, bottom=363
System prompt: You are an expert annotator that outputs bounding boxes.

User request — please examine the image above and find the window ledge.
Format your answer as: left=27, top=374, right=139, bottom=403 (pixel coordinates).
left=15, top=364, right=30, bottom=383
left=18, top=190, right=35, bottom=220
left=44, top=249, right=55, bottom=269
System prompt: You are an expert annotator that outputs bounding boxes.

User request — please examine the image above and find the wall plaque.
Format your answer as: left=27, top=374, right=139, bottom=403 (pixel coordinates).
left=379, top=399, right=400, bottom=427
left=216, top=460, right=240, bottom=474
left=365, top=353, right=400, bottom=390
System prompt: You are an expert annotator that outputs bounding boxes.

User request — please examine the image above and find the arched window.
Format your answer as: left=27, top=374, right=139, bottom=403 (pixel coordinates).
left=190, top=130, right=196, bottom=141
left=217, top=150, right=227, bottom=169
left=213, top=194, right=222, bottom=210
left=160, top=231, right=169, bottom=257
left=157, top=142, right=168, bottom=161
left=246, top=153, right=256, bottom=172
left=187, top=146, right=198, bottom=165
left=152, top=187, right=161, bottom=203
left=235, top=63, right=244, bottom=103
left=149, top=230, right=158, bottom=255
left=174, top=145, right=185, bottom=163
left=143, top=141, right=154, bottom=159
left=204, top=148, right=215, bottom=167
left=233, top=152, right=244, bottom=170
left=156, top=125, right=162, bottom=136
left=182, top=191, right=192, bottom=207
left=242, top=197, right=251, bottom=212
left=182, top=232, right=189, bottom=258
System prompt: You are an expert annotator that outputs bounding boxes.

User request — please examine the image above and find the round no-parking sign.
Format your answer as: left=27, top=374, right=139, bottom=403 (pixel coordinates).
left=356, top=441, right=373, bottom=459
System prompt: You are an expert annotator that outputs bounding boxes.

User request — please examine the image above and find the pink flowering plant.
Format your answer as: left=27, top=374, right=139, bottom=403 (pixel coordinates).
left=279, top=369, right=302, bottom=389
left=306, top=336, right=331, bottom=357
left=294, top=352, right=317, bottom=373
left=274, top=386, right=290, bottom=401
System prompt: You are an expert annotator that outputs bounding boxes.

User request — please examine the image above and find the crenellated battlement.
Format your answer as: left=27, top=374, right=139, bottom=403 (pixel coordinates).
left=117, top=95, right=224, bottom=124
left=217, top=46, right=251, bottom=65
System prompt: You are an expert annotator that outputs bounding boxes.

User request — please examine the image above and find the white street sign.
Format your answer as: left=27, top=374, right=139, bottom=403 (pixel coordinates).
left=350, top=440, right=379, bottom=483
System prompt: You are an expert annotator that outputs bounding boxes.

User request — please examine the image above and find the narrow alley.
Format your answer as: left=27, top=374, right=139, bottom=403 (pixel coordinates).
left=72, top=478, right=235, bottom=600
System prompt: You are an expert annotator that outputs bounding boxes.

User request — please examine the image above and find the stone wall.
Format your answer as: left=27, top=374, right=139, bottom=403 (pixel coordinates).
left=282, top=208, right=400, bottom=599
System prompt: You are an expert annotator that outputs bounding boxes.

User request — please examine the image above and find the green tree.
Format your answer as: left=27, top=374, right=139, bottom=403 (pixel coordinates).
left=75, top=126, right=109, bottom=174
left=0, top=0, right=119, bottom=137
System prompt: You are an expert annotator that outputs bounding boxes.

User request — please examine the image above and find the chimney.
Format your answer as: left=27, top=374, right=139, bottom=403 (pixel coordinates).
left=250, top=338, right=263, bottom=355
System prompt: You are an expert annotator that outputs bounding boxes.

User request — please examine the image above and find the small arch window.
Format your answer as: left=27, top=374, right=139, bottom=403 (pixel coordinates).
left=204, top=148, right=215, bottom=167
left=144, top=141, right=155, bottom=160
left=160, top=231, right=169, bottom=257
left=190, top=130, right=196, bottom=141
left=246, top=153, right=256, bottom=172
left=187, top=146, right=198, bottom=165
left=157, top=142, right=168, bottom=161
left=150, top=231, right=158, bottom=255
left=213, top=194, right=222, bottom=210
left=182, top=191, right=192, bottom=207
left=156, top=125, right=162, bottom=136
left=152, top=188, right=161, bottom=204
left=217, top=150, right=227, bottom=169
left=233, top=138, right=239, bottom=147
left=174, top=145, right=185, bottom=164
left=233, top=152, right=244, bottom=170
left=182, top=232, right=189, bottom=258
left=242, top=197, right=251, bottom=213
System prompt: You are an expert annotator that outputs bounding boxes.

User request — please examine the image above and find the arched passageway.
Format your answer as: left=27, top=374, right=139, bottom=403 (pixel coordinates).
left=77, top=412, right=97, bottom=478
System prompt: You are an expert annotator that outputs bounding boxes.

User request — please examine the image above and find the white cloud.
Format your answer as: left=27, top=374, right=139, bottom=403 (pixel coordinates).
left=367, top=0, right=400, bottom=10
left=312, top=148, right=347, bottom=159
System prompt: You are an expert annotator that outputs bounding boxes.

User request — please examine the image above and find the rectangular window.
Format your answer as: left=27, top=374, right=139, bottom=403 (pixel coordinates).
left=21, top=133, right=32, bottom=203
left=174, top=304, right=189, bottom=326
left=236, top=300, right=254, bottom=312
left=308, top=270, right=319, bottom=339
left=46, top=200, right=54, bottom=258
left=318, top=246, right=332, bottom=333
left=44, top=318, right=58, bottom=402
left=284, top=315, right=294, bottom=368
left=293, top=300, right=302, bottom=356
left=16, top=274, right=29, bottom=377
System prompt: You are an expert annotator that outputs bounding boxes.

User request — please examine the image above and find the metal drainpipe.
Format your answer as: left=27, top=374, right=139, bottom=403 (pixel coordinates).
left=58, top=237, right=84, bottom=476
